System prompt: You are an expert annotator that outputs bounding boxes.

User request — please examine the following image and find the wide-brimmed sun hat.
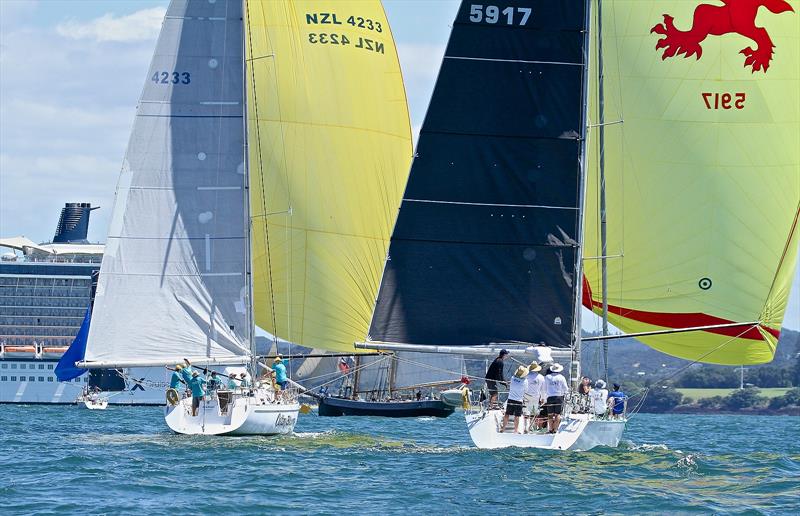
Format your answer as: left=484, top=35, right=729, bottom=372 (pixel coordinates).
left=175, top=364, right=183, bottom=370
left=528, top=361, right=542, bottom=372
left=273, top=357, right=282, bottom=364
left=514, top=365, right=529, bottom=378
left=550, top=363, right=564, bottom=373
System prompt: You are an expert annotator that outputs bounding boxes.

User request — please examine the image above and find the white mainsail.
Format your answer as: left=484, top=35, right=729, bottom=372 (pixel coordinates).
left=83, top=0, right=250, bottom=367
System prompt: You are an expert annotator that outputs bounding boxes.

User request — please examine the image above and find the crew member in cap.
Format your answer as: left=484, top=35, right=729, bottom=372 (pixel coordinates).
left=168, top=364, right=185, bottom=392
left=484, top=349, right=508, bottom=407
left=544, top=363, right=569, bottom=433
left=500, top=366, right=529, bottom=434
left=589, top=379, right=609, bottom=416
left=608, top=383, right=626, bottom=419
left=188, top=370, right=207, bottom=417
left=524, top=361, right=547, bottom=432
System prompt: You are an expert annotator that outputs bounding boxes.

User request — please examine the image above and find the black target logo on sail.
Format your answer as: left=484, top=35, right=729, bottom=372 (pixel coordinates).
left=698, top=277, right=712, bottom=290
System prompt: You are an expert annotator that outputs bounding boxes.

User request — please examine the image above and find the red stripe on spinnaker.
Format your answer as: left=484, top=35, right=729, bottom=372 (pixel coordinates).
left=581, top=276, right=779, bottom=341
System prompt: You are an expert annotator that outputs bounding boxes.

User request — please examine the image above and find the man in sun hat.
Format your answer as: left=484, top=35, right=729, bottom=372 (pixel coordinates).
left=500, top=365, right=529, bottom=434
left=484, top=349, right=509, bottom=407
left=544, top=363, right=569, bottom=433
left=168, top=364, right=185, bottom=392
left=523, top=361, right=547, bottom=432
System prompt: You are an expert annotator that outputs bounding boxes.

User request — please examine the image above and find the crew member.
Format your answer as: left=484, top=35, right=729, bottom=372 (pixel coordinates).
left=188, top=370, right=207, bottom=417
left=544, top=363, right=569, bottom=433
left=169, top=364, right=185, bottom=391
left=484, top=349, right=508, bottom=407
left=524, top=361, right=546, bottom=432
left=500, top=366, right=528, bottom=434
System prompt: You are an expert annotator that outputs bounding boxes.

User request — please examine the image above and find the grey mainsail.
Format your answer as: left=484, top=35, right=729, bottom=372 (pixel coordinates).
left=84, top=0, right=250, bottom=366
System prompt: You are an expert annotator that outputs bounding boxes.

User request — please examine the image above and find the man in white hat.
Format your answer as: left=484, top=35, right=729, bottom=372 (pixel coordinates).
left=500, top=366, right=529, bottom=434
left=523, top=361, right=547, bottom=432
left=544, top=363, right=569, bottom=433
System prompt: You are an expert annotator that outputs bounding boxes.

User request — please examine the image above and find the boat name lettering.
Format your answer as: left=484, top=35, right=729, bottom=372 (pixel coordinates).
left=307, top=33, right=385, bottom=54
left=275, top=414, right=296, bottom=427
left=701, top=92, right=746, bottom=110
left=305, top=13, right=383, bottom=33
left=468, top=5, right=531, bottom=26
left=151, top=71, right=191, bottom=85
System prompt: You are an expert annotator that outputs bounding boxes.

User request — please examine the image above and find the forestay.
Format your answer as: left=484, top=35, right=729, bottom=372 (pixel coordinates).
left=84, top=0, right=251, bottom=366
left=582, top=0, right=799, bottom=365
left=369, top=1, right=591, bottom=348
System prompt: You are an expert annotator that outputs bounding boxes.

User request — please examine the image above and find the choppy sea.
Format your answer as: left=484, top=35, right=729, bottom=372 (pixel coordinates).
left=1, top=406, right=798, bottom=514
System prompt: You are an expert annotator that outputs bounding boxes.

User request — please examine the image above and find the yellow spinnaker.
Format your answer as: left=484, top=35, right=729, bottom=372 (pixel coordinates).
left=245, top=1, right=412, bottom=352
left=584, top=0, right=799, bottom=365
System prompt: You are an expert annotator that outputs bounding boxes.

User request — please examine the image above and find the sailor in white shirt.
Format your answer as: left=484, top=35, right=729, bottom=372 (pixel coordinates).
left=544, top=363, right=569, bottom=433
left=523, top=361, right=547, bottom=432
left=589, top=379, right=609, bottom=416
left=500, top=366, right=529, bottom=434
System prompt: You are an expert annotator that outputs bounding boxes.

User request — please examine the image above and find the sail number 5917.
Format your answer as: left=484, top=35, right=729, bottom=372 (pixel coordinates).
left=702, top=92, right=745, bottom=110
left=469, top=5, right=531, bottom=25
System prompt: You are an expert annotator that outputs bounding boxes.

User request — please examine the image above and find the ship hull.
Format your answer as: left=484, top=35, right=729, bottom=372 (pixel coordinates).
left=0, top=359, right=166, bottom=405
left=318, top=396, right=455, bottom=418
left=165, top=389, right=299, bottom=435
left=466, top=409, right=626, bottom=450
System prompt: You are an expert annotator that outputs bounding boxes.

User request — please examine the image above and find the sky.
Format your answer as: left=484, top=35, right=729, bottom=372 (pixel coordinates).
left=0, top=0, right=797, bottom=330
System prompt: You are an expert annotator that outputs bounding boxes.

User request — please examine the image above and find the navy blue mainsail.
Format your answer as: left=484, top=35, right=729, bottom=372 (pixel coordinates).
left=369, top=1, right=589, bottom=348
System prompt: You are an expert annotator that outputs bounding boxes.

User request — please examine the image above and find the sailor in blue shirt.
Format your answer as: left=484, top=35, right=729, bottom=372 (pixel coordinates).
left=188, top=371, right=207, bottom=416
left=608, top=383, right=626, bottom=418
left=180, top=360, right=194, bottom=384
left=169, top=364, right=185, bottom=391
left=273, top=357, right=289, bottom=390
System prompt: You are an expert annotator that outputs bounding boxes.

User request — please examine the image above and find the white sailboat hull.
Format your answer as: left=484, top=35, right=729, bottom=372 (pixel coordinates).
left=164, top=390, right=299, bottom=436
left=80, top=398, right=108, bottom=410
left=466, top=409, right=625, bottom=451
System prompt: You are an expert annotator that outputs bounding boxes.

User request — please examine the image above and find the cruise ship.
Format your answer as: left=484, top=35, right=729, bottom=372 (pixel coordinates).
left=0, top=203, right=164, bottom=405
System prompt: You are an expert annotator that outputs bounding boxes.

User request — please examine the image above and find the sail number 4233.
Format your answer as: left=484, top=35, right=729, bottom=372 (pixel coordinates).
left=469, top=5, right=531, bottom=25
left=702, top=92, right=745, bottom=110
left=151, top=71, right=191, bottom=85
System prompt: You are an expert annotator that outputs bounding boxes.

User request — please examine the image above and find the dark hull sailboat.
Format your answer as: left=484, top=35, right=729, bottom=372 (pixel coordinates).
left=317, top=396, right=455, bottom=418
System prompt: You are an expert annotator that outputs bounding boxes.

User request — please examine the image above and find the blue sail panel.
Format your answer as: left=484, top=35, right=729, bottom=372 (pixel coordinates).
left=55, top=307, right=91, bottom=381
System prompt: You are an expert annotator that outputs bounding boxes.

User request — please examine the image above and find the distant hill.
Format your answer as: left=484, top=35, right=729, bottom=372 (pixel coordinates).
left=579, top=327, right=799, bottom=385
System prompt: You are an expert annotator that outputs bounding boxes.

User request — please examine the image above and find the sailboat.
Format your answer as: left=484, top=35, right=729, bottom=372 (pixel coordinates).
left=316, top=352, right=465, bottom=417
left=356, top=0, right=799, bottom=450
left=64, top=0, right=414, bottom=434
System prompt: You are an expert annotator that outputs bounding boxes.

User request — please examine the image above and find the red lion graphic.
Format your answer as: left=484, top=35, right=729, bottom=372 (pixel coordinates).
left=651, top=0, right=795, bottom=72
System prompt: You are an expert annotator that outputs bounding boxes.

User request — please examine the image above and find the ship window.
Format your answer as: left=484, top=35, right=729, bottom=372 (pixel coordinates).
left=38, top=364, right=44, bottom=370
left=0, top=376, right=6, bottom=381
left=11, top=363, right=17, bottom=369
left=1, top=364, right=6, bottom=369
left=47, top=364, right=54, bottom=370
left=10, top=376, right=16, bottom=381
left=38, top=376, right=44, bottom=382
left=83, top=377, right=88, bottom=383
left=28, top=376, right=35, bottom=381
left=48, top=377, right=53, bottom=382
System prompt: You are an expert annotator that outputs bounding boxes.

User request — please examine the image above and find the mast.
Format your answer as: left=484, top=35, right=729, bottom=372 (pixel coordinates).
left=242, top=0, right=257, bottom=378
left=571, top=0, right=594, bottom=386
left=597, top=0, right=610, bottom=384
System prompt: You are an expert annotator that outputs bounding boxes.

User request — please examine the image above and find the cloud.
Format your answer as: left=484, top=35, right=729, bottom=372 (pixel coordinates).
left=0, top=10, right=157, bottom=243
left=56, top=7, right=165, bottom=43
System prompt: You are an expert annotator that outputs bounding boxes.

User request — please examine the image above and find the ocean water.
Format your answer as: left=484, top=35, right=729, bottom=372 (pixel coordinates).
left=1, top=406, right=798, bottom=515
